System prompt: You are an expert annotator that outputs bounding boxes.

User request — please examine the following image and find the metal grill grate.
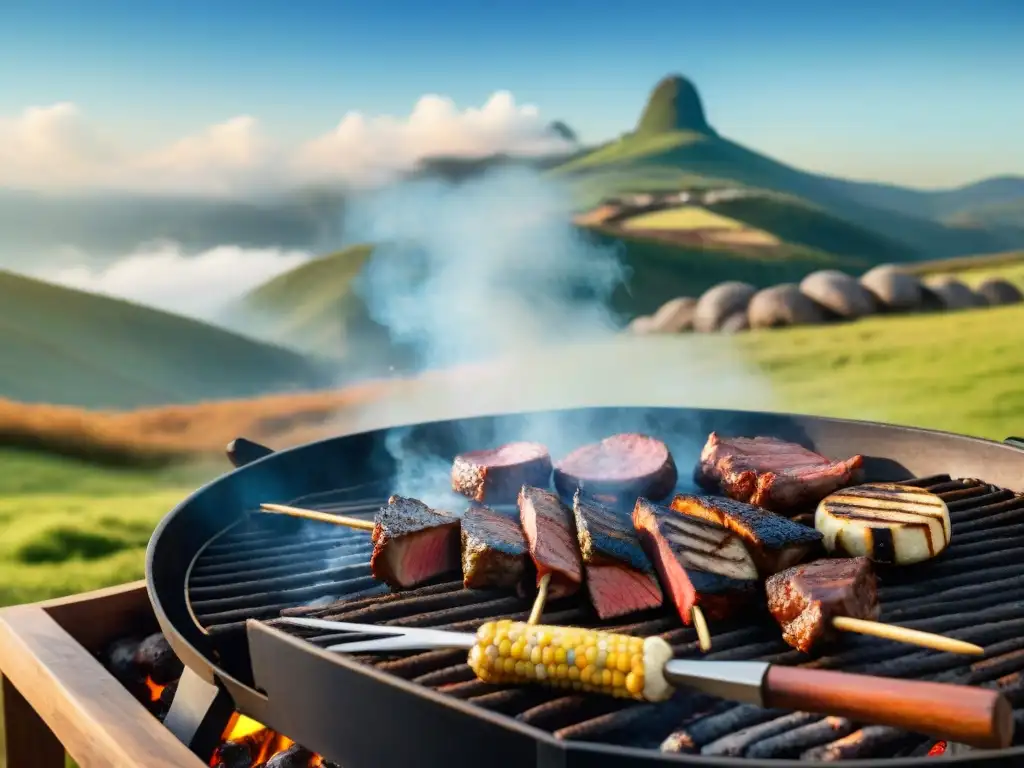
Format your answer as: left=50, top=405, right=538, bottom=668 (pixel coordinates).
left=187, top=475, right=1024, bottom=761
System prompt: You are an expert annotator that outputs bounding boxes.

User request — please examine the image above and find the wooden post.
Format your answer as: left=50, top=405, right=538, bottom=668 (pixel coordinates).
left=2, top=674, right=66, bottom=768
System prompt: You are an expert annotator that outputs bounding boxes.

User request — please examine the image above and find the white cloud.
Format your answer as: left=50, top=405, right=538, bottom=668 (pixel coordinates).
left=0, top=92, right=573, bottom=195
left=34, top=242, right=311, bottom=319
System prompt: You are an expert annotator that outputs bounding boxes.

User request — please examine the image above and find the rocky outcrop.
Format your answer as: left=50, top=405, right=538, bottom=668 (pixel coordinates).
left=799, top=270, right=877, bottom=319
left=694, top=281, right=757, bottom=332
left=748, top=284, right=831, bottom=329
left=976, top=278, right=1024, bottom=306
left=860, top=265, right=924, bottom=312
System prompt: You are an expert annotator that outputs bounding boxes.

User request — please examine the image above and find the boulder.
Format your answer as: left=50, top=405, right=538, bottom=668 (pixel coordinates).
left=859, top=265, right=924, bottom=312
left=649, top=296, right=697, bottom=333
left=719, top=311, right=750, bottom=334
left=694, top=281, right=757, bottom=332
left=626, top=315, right=656, bottom=334
left=799, top=270, right=876, bottom=319
left=747, top=283, right=830, bottom=329
left=925, top=276, right=983, bottom=311
left=976, top=277, right=1024, bottom=306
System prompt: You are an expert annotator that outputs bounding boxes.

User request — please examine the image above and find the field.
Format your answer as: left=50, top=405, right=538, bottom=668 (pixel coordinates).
left=0, top=269, right=336, bottom=409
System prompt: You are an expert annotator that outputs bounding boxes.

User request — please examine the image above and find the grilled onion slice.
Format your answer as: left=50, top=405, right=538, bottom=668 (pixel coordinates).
left=815, top=483, right=950, bottom=565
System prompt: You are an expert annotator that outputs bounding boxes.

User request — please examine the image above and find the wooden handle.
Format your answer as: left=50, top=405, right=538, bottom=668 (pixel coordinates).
left=763, top=666, right=1014, bottom=750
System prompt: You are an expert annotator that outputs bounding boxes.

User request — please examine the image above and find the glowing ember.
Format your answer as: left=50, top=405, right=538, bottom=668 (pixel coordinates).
left=927, top=741, right=948, bottom=756
left=212, top=712, right=328, bottom=767
left=144, top=676, right=166, bottom=702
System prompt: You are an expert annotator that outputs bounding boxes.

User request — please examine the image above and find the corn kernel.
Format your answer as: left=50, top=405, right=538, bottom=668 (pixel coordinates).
left=566, top=649, right=577, bottom=667
left=554, top=647, right=567, bottom=664
left=585, top=646, right=597, bottom=665
left=535, top=664, right=547, bottom=680
left=568, top=666, right=580, bottom=682
left=625, top=672, right=644, bottom=695
left=476, top=623, right=495, bottom=642
left=537, top=630, right=552, bottom=647
left=530, top=646, right=542, bottom=665
left=541, top=646, right=554, bottom=665
left=514, top=661, right=528, bottom=678
left=581, top=665, right=594, bottom=684
left=601, top=669, right=612, bottom=687
left=511, top=640, right=526, bottom=660
left=616, top=654, right=632, bottom=674
left=612, top=671, right=625, bottom=689
left=498, top=639, right=511, bottom=658
left=555, top=663, right=569, bottom=679
left=503, top=658, right=516, bottom=674
left=606, top=652, right=617, bottom=671
left=596, top=650, right=607, bottom=669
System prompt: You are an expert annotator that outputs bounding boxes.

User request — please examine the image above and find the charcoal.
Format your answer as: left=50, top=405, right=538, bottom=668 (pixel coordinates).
left=745, top=716, right=854, bottom=758
left=262, top=744, right=316, bottom=767
left=134, top=633, right=183, bottom=684
left=702, top=712, right=819, bottom=757
left=799, top=726, right=928, bottom=762
left=159, top=678, right=179, bottom=709
left=212, top=741, right=252, bottom=768
left=660, top=704, right=778, bottom=753
left=413, top=664, right=475, bottom=687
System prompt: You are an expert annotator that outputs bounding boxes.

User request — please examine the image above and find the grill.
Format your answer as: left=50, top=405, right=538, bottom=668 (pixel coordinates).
left=146, top=407, right=1024, bottom=767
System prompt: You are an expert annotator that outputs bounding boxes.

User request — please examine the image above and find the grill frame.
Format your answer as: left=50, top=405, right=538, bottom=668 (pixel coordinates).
left=145, top=406, right=1024, bottom=766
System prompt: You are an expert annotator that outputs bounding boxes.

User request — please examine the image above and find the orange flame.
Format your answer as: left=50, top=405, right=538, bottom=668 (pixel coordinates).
left=144, top=676, right=166, bottom=703
left=212, top=712, right=326, bottom=767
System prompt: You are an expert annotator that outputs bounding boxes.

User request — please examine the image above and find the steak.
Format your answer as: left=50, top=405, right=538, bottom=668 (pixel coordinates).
left=573, top=490, right=663, bottom=619
left=669, top=494, right=822, bottom=576
left=765, top=557, right=878, bottom=653
left=632, top=498, right=759, bottom=623
left=695, top=433, right=864, bottom=513
left=370, top=495, right=461, bottom=589
left=518, top=485, right=583, bottom=599
left=460, top=502, right=528, bottom=590
left=451, top=442, right=553, bottom=504
left=554, top=433, right=678, bottom=503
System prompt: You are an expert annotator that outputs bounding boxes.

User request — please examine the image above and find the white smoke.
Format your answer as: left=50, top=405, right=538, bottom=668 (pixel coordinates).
left=33, top=241, right=311, bottom=320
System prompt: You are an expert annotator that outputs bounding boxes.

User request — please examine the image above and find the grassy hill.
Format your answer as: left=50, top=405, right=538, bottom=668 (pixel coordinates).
left=552, top=75, right=1023, bottom=260
left=0, top=269, right=335, bottom=408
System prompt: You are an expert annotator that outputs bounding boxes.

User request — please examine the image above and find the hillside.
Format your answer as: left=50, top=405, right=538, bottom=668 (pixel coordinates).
left=553, top=75, right=1024, bottom=260
left=0, top=269, right=335, bottom=408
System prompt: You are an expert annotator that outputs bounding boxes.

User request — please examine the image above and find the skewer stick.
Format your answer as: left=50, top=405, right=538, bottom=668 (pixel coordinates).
left=832, top=616, right=984, bottom=656
left=528, top=573, right=552, bottom=625
left=691, top=606, right=712, bottom=652
left=259, top=503, right=375, bottom=531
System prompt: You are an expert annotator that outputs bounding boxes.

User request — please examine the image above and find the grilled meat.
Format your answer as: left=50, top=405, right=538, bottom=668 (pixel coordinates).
left=460, top=502, right=528, bottom=590
left=669, top=494, right=822, bottom=576
left=554, top=433, right=678, bottom=503
left=695, top=433, right=864, bottom=513
left=518, top=485, right=583, bottom=598
left=632, top=498, right=759, bottom=623
left=452, top=442, right=553, bottom=504
left=370, top=495, right=461, bottom=589
left=766, top=557, right=878, bottom=653
left=816, top=483, right=951, bottom=565
left=572, top=490, right=663, bottom=619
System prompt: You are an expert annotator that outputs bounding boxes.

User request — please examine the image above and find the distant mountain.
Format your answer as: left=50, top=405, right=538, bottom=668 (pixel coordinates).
left=0, top=269, right=334, bottom=408
left=826, top=176, right=1024, bottom=222
left=554, top=74, right=1024, bottom=260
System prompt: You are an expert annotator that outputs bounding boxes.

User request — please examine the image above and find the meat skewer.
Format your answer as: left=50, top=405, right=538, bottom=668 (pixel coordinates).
left=695, top=433, right=864, bottom=513
left=633, top=498, right=759, bottom=651
left=766, top=557, right=983, bottom=656
left=451, top=442, right=553, bottom=504
left=279, top=616, right=1014, bottom=751
left=518, top=485, right=583, bottom=600
left=572, top=490, right=664, bottom=620
left=460, top=503, right=529, bottom=590
left=669, top=493, right=823, bottom=576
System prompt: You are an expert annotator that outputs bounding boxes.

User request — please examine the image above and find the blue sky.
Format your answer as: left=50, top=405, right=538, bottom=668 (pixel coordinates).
left=2, top=0, right=1023, bottom=188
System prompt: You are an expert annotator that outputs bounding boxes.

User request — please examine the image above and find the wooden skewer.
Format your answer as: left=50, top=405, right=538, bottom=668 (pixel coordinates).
left=691, top=606, right=712, bottom=652
left=832, top=616, right=984, bottom=656
left=259, top=503, right=375, bottom=531
left=528, top=573, right=552, bottom=625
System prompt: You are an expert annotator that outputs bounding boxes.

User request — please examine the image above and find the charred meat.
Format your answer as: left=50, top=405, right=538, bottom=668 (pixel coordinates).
left=554, top=433, right=678, bottom=503
left=518, top=485, right=583, bottom=598
left=766, top=557, right=878, bottom=653
left=573, top=490, right=663, bottom=619
left=452, top=442, right=553, bottom=504
left=633, top=498, right=759, bottom=623
left=370, top=495, right=461, bottom=589
left=816, top=483, right=951, bottom=565
left=695, top=433, right=864, bottom=513
left=669, top=494, right=822, bottom=576
left=460, top=502, right=529, bottom=590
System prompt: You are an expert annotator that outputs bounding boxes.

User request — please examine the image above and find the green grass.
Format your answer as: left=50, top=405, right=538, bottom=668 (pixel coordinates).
left=621, top=206, right=747, bottom=231
left=0, top=269, right=335, bottom=408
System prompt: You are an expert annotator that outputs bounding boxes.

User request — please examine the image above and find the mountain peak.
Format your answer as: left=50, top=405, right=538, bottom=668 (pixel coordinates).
left=636, top=74, right=715, bottom=136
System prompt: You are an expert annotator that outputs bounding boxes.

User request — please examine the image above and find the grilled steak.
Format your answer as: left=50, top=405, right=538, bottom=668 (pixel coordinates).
left=632, top=498, right=759, bottom=623
left=518, top=485, right=583, bottom=598
left=451, top=442, right=553, bottom=504
left=460, top=502, right=528, bottom=590
left=370, top=495, right=461, bottom=589
left=695, top=433, right=863, bottom=513
left=573, top=490, right=663, bottom=619
left=816, top=483, right=951, bottom=564
left=554, top=433, right=678, bottom=503
left=669, top=494, right=822, bottom=576
left=765, top=557, right=878, bottom=653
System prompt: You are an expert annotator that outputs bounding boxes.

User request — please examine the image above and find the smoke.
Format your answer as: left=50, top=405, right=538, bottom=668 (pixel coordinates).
left=33, top=240, right=312, bottom=320
left=336, top=166, right=777, bottom=506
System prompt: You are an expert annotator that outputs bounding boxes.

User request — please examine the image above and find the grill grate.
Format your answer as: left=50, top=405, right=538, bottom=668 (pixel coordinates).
left=187, top=475, right=1024, bottom=761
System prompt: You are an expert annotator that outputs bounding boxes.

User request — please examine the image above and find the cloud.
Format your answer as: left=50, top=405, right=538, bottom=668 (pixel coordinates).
left=0, top=92, right=573, bottom=195
left=34, top=242, right=311, bottom=320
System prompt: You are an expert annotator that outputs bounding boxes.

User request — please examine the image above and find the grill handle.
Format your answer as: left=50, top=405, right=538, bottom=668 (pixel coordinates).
left=1004, top=437, right=1024, bottom=451
left=763, top=666, right=1013, bottom=750
left=226, top=437, right=275, bottom=468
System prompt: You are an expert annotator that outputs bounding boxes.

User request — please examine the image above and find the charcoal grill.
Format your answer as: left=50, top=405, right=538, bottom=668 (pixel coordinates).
left=145, top=406, right=1024, bottom=767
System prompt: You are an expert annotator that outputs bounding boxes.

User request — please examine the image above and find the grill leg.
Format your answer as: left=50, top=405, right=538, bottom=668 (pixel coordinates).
left=162, top=667, right=234, bottom=761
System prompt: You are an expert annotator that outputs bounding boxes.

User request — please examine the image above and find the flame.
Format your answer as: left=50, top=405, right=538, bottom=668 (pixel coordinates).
left=212, top=712, right=326, bottom=767
left=144, top=676, right=166, bottom=703
left=927, top=741, right=948, bottom=756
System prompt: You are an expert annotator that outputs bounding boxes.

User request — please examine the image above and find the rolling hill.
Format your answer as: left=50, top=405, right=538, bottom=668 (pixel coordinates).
left=0, top=269, right=336, bottom=408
